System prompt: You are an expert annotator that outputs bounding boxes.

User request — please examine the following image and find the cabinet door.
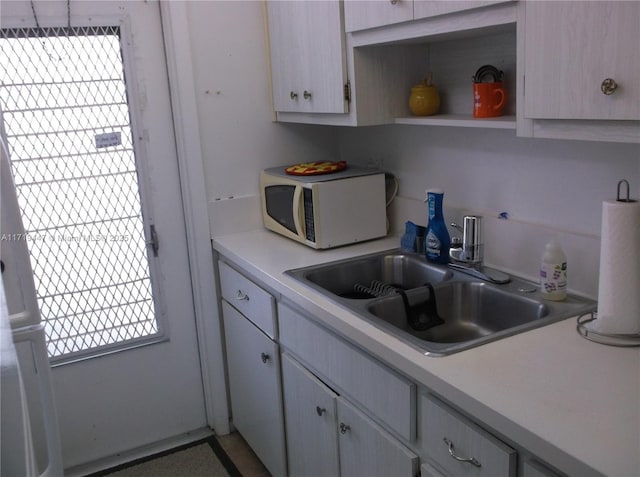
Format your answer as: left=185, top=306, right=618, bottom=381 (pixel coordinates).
left=267, top=0, right=348, bottom=114
left=344, top=0, right=414, bottom=32
left=281, top=354, right=340, bottom=477
left=222, top=301, right=286, bottom=477
left=337, top=397, right=419, bottom=477
left=413, top=0, right=512, bottom=20
left=524, top=1, right=640, bottom=120
left=266, top=0, right=306, bottom=112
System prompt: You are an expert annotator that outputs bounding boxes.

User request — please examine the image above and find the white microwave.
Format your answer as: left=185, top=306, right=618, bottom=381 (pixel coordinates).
left=260, top=165, right=387, bottom=249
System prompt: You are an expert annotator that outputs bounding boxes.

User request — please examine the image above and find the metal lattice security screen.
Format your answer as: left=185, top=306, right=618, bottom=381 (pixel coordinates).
left=0, top=26, right=159, bottom=360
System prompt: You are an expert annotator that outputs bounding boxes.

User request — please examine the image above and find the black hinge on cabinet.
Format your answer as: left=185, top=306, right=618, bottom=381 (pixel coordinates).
left=344, top=81, right=351, bottom=103
left=147, top=224, right=159, bottom=257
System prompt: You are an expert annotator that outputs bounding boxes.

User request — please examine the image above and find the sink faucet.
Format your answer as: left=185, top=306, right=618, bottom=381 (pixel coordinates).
left=449, top=215, right=510, bottom=284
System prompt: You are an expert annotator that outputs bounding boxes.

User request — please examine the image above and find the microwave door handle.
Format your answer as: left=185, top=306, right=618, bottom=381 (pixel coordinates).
left=293, top=185, right=305, bottom=237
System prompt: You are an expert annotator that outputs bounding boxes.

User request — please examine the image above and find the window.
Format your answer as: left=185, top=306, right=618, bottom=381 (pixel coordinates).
left=0, top=26, right=160, bottom=361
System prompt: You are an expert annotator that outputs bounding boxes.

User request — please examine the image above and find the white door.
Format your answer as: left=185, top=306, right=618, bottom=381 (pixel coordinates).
left=0, top=1, right=207, bottom=468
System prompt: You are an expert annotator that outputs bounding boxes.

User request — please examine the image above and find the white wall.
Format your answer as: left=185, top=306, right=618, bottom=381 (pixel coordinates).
left=184, top=0, right=341, bottom=235
left=339, top=125, right=639, bottom=236
left=338, top=126, right=640, bottom=297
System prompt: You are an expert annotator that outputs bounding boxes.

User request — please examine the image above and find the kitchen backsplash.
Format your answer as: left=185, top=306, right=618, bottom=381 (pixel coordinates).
left=208, top=192, right=600, bottom=298
left=389, top=196, right=600, bottom=298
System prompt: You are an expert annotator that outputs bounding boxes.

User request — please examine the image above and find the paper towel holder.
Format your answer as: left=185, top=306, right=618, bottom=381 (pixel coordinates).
left=577, top=313, right=640, bottom=347
left=576, top=179, right=639, bottom=346
left=616, top=179, right=636, bottom=203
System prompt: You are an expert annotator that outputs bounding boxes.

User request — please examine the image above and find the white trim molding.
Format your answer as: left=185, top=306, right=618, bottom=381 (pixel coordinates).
left=158, top=1, right=230, bottom=435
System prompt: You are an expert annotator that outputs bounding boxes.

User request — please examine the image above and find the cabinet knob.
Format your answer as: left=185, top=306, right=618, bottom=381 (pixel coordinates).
left=236, top=290, right=249, bottom=301
left=443, top=437, right=481, bottom=468
left=290, top=91, right=298, bottom=100
left=303, top=90, right=312, bottom=100
left=260, top=352, right=270, bottom=364
left=339, top=422, right=350, bottom=434
left=601, top=78, right=618, bottom=95
left=315, top=406, right=326, bottom=416
left=390, top=0, right=399, bottom=4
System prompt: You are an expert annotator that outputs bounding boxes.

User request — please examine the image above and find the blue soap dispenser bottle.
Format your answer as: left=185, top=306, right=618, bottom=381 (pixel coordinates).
left=424, top=189, right=451, bottom=264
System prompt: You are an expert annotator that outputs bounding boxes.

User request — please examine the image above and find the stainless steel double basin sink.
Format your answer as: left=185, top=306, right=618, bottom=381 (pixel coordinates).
left=286, top=249, right=596, bottom=356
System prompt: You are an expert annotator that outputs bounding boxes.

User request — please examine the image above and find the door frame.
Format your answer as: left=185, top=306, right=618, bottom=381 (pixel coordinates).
left=158, top=1, right=229, bottom=435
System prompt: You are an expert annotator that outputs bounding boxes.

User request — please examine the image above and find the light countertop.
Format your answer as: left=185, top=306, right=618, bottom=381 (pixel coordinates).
left=213, top=230, right=640, bottom=477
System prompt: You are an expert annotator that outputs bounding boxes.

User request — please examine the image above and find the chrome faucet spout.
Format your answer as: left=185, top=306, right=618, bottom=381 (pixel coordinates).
left=449, top=215, right=510, bottom=284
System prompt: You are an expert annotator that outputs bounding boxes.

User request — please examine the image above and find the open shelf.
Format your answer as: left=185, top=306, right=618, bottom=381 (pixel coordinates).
left=395, top=114, right=516, bottom=129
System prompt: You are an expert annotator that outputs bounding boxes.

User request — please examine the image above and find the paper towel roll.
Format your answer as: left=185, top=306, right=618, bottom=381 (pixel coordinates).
left=593, top=199, right=640, bottom=334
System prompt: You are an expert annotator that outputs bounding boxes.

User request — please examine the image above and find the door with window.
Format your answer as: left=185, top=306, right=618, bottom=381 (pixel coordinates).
left=0, top=1, right=206, bottom=468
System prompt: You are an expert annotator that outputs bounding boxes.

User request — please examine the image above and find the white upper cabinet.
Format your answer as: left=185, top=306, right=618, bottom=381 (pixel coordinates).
left=523, top=1, right=640, bottom=120
left=413, top=0, right=513, bottom=21
left=344, top=0, right=414, bottom=32
left=266, top=0, right=348, bottom=114
left=344, top=0, right=513, bottom=32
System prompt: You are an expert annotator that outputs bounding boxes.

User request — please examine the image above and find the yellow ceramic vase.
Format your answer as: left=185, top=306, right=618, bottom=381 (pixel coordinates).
left=409, top=77, right=440, bottom=116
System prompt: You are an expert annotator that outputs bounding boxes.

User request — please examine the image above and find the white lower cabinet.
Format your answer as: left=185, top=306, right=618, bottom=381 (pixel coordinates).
left=217, top=257, right=568, bottom=477
left=281, top=354, right=340, bottom=477
left=337, top=397, right=419, bottom=477
left=278, top=302, right=416, bottom=440
left=222, top=301, right=286, bottom=477
left=281, top=352, right=419, bottom=477
left=421, top=394, right=517, bottom=477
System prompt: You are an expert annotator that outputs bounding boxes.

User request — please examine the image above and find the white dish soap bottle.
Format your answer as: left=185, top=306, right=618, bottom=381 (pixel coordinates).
left=540, top=237, right=567, bottom=301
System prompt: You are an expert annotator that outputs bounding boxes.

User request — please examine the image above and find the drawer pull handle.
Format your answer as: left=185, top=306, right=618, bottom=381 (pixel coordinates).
left=316, top=406, right=326, bottom=416
left=443, top=437, right=481, bottom=468
left=339, top=423, right=350, bottom=434
left=236, top=290, right=249, bottom=301
left=261, top=353, right=270, bottom=363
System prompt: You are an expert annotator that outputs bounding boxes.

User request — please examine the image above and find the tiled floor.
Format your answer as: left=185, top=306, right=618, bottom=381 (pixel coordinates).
left=217, top=432, right=270, bottom=477
left=90, top=432, right=269, bottom=477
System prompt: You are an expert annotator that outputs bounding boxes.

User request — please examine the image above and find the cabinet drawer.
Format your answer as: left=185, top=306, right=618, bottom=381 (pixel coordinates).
left=219, top=260, right=276, bottom=338
left=344, top=0, right=413, bottom=32
left=279, top=303, right=416, bottom=440
left=422, top=394, right=516, bottom=477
